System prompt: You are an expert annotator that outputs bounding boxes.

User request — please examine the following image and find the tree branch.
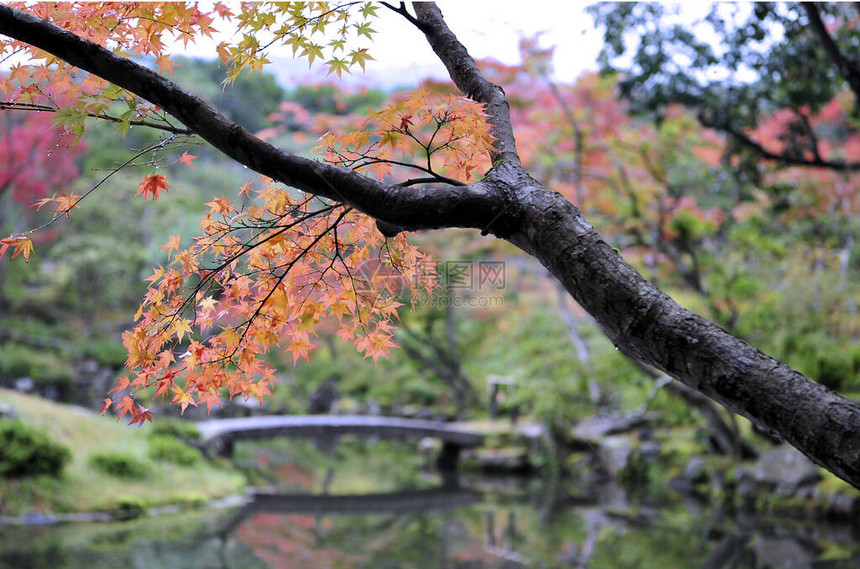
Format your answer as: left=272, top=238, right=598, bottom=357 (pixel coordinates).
left=0, top=100, right=194, bottom=135
left=700, top=114, right=860, bottom=171
left=409, top=2, right=521, bottom=166
left=804, top=3, right=860, bottom=102
left=5, top=3, right=860, bottom=488
left=0, top=4, right=511, bottom=236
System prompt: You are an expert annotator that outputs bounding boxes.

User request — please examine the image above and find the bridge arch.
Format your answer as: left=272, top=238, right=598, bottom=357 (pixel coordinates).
left=196, top=414, right=485, bottom=470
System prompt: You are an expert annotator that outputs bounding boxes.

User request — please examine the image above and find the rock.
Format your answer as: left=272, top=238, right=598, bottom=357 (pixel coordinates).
left=639, top=441, right=661, bottom=457
left=13, top=377, right=34, bottom=393
left=599, top=435, right=633, bottom=478
left=476, top=449, right=531, bottom=473
left=825, top=492, right=860, bottom=518
left=0, top=403, right=16, bottom=420
left=572, top=412, right=660, bottom=441
left=684, top=457, right=709, bottom=484
left=752, top=445, right=820, bottom=496
left=752, top=536, right=818, bottom=569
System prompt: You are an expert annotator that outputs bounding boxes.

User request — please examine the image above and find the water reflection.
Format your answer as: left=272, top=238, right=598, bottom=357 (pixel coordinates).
left=3, top=479, right=860, bottom=568
left=3, top=437, right=860, bottom=568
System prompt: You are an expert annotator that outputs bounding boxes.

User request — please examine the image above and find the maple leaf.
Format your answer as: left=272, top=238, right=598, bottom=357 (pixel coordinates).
left=160, top=233, right=181, bottom=259
left=178, top=151, right=198, bottom=168
left=171, top=386, right=198, bottom=414
left=205, top=194, right=235, bottom=215
left=171, top=318, right=193, bottom=343
left=52, top=192, right=81, bottom=219
left=0, top=236, right=34, bottom=262
left=108, top=375, right=131, bottom=395
left=198, top=295, right=218, bottom=313
left=99, top=398, right=112, bottom=415
left=135, top=174, right=169, bottom=201
left=155, top=54, right=177, bottom=76
left=115, top=395, right=137, bottom=422
left=128, top=406, right=154, bottom=426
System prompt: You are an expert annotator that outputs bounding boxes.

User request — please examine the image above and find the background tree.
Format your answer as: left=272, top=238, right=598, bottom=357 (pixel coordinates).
left=2, top=3, right=860, bottom=487
left=589, top=3, right=860, bottom=405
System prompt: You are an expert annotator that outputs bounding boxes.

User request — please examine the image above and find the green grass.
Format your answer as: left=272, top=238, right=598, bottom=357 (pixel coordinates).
left=0, top=388, right=245, bottom=516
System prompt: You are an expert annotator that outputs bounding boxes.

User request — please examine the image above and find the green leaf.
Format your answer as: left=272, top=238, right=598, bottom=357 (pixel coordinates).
left=326, top=57, right=350, bottom=78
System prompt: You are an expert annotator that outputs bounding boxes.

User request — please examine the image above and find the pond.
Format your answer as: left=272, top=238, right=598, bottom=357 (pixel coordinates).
left=2, top=438, right=860, bottom=568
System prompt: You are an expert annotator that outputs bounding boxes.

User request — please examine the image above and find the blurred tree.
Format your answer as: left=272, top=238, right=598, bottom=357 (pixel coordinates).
left=588, top=2, right=860, bottom=175
left=2, top=3, right=860, bottom=487
left=170, top=57, right=286, bottom=133
left=0, top=98, right=85, bottom=240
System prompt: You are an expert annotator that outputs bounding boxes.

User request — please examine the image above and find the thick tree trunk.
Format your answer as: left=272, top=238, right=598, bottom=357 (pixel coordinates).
left=489, top=164, right=860, bottom=486
left=2, top=3, right=860, bottom=487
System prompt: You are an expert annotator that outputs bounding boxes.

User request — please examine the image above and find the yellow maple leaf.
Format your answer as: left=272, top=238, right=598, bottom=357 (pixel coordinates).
left=0, top=236, right=34, bottom=263
left=171, top=318, right=193, bottom=342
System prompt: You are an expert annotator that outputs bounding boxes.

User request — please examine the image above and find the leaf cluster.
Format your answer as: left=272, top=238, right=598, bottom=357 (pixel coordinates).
left=316, top=86, right=495, bottom=184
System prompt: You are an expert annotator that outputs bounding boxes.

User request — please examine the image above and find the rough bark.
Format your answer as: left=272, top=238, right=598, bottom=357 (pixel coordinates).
left=2, top=3, right=860, bottom=487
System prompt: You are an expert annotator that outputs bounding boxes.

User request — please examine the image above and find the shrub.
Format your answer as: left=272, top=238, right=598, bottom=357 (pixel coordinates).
left=114, top=496, right=147, bottom=520
left=147, top=419, right=201, bottom=441
left=147, top=436, right=202, bottom=466
left=89, top=451, right=149, bottom=479
left=0, top=344, right=73, bottom=384
left=86, top=340, right=128, bottom=368
left=0, top=419, right=71, bottom=478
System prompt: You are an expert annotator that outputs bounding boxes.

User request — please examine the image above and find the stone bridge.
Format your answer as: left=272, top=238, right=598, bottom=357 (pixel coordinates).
left=196, top=414, right=485, bottom=470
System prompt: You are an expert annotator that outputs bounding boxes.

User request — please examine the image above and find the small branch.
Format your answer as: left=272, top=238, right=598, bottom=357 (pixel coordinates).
left=381, top=2, right=420, bottom=27
left=804, top=3, right=860, bottom=101
left=0, top=100, right=194, bottom=135
left=10, top=135, right=180, bottom=241
left=700, top=115, right=860, bottom=171
left=796, top=108, right=823, bottom=163
left=410, top=3, right=521, bottom=166
left=395, top=176, right=465, bottom=187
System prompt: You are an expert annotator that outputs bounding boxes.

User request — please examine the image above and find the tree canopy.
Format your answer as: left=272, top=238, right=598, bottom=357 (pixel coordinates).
left=2, top=2, right=860, bottom=488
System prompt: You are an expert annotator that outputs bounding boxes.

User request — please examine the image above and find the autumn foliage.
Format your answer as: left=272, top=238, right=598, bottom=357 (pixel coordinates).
left=3, top=2, right=860, bottom=429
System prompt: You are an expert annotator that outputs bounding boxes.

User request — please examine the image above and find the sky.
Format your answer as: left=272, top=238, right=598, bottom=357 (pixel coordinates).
left=355, top=2, right=604, bottom=86
left=180, top=2, right=605, bottom=89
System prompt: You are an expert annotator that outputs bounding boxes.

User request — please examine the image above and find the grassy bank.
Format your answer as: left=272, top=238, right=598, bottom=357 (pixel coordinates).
left=0, top=389, right=246, bottom=517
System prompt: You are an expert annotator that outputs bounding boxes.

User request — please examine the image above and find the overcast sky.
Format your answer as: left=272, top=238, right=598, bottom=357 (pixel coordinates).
left=363, top=2, right=604, bottom=84
left=179, top=2, right=605, bottom=89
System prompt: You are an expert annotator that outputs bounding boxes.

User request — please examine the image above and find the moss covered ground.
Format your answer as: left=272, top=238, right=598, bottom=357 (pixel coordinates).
left=0, top=388, right=245, bottom=517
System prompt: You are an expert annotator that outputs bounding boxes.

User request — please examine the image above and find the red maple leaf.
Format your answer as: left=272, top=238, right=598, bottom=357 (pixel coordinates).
left=135, top=174, right=169, bottom=201
left=115, top=395, right=137, bottom=422
left=128, top=406, right=154, bottom=426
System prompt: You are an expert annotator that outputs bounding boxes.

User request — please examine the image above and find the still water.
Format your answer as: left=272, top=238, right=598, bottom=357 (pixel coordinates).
left=2, top=438, right=860, bottom=568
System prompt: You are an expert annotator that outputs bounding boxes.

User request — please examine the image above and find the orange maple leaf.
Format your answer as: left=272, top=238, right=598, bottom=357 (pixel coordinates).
left=171, top=386, right=198, bottom=414
left=136, top=174, right=169, bottom=201
left=0, top=236, right=34, bottom=262
left=160, top=233, right=181, bottom=259
left=178, top=151, right=197, bottom=169
left=205, top=194, right=235, bottom=215
left=52, top=192, right=82, bottom=219
left=155, top=54, right=177, bottom=76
